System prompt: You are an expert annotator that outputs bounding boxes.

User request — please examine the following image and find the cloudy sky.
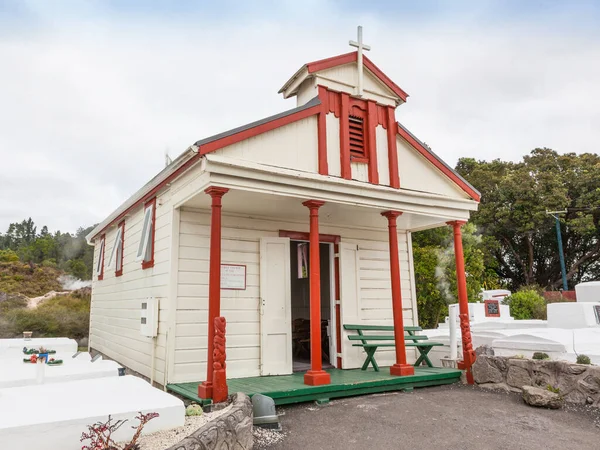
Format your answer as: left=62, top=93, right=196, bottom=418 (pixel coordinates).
left=1, top=0, right=599, bottom=233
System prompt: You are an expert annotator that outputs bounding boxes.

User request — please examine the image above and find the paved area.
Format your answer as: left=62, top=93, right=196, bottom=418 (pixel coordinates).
left=256, top=384, right=600, bottom=449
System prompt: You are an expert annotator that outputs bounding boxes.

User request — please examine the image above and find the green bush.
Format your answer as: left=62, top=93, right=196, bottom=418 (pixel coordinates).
left=532, top=352, right=550, bottom=360
left=576, top=354, right=591, bottom=365
left=503, top=289, right=547, bottom=320
left=0, top=249, right=19, bottom=262
left=4, top=293, right=90, bottom=340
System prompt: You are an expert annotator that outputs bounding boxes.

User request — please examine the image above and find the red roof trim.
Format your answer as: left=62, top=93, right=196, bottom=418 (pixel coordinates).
left=199, top=103, right=321, bottom=154
left=396, top=124, right=481, bottom=202
left=306, top=52, right=409, bottom=102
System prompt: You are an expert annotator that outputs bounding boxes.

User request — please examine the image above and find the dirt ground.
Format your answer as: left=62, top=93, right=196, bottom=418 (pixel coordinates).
left=255, top=384, right=600, bottom=450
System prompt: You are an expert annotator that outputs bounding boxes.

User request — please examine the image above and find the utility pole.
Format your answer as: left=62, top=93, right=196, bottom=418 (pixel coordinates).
left=546, top=210, right=568, bottom=291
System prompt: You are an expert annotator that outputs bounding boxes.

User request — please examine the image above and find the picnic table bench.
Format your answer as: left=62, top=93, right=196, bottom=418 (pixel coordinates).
left=343, top=324, right=443, bottom=371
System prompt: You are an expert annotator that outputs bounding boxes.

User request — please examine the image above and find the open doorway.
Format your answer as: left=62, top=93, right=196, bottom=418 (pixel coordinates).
left=290, top=241, right=334, bottom=372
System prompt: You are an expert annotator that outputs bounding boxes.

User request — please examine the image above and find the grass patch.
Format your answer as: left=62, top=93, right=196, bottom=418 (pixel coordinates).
left=0, top=261, right=63, bottom=297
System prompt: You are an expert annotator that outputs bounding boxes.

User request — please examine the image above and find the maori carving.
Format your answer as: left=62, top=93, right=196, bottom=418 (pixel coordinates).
left=458, top=313, right=477, bottom=382
left=212, top=316, right=228, bottom=403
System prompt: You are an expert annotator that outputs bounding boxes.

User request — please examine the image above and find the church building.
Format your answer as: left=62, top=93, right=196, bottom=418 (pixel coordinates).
left=87, top=28, right=480, bottom=400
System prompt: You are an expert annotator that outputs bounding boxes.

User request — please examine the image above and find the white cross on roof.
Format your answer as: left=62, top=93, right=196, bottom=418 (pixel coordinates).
left=349, top=26, right=371, bottom=97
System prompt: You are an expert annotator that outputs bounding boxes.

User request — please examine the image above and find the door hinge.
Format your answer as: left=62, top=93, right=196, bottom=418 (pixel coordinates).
left=335, top=300, right=341, bottom=305
left=336, top=353, right=343, bottom=358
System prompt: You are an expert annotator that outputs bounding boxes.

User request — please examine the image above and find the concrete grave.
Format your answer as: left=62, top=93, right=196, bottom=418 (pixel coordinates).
left=0, top=375, right=185, bottom=450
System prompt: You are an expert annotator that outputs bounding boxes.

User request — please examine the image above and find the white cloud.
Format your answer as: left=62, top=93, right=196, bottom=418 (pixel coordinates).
left=1, top=3, right=599, bottom=232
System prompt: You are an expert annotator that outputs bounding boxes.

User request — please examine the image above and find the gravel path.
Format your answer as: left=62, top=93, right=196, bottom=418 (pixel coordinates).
left=256, top=384, right=600, bottom=450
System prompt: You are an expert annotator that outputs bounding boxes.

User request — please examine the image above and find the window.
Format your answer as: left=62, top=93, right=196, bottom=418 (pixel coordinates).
left=96, top=234, right=105, bottom=281
left=108, top=221, right=125, bottom=277
left=349, top=115, right=366, bottom=158
left=137, top=198, right=156, bottom=269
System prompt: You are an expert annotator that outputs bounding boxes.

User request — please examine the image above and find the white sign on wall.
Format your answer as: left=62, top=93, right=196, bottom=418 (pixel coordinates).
left=221, top=264, right=246, bottom=290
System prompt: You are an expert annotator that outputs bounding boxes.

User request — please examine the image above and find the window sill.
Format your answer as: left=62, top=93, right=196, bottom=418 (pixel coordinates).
left=350, top=156, right=369, bottom=163
left=142, top=260, right=154, bottom=270
left=97, top=275, right=103, bottom=281
left=115, top=270, right=123, bottom=277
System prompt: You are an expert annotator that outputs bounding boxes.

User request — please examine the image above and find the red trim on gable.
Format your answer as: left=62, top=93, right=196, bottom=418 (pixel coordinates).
left=387, top=107, right=400, bottom=189
left=377, top=105, right=388, bottom=129
left=97, top=234, right=105, bottom=281
left=398, top=125, right=481, bottom=201
left=317, top=86, right=329, bottom=176
left=142, top=198, right=156, bottom=270
left=279, top=229, right=341, bottom=244
left=327, top=90, right=341, bottom=117
left=199, top=104, right=321, bottom=154
left=339, top=93, right=352, bottom=180
left=305, top=52, right=409, bottom=102
left=366, top=100, right=379, bottom=184
left=115, top=220, right=125, bottom=277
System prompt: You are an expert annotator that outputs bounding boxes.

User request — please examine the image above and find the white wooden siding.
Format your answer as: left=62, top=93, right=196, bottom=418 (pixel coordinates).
left=351, top=161, right=369, bottom=182
left=376, top=125, right=390, bottom=186
left=326, top=113, right=341, bottom=177
left=171, top=208, right=416, bottom=383
left=397, top=135, right=470, bottom=199
left=90, top=189, right=173, bottom=383
left=213, top=116, right=318, bottom=174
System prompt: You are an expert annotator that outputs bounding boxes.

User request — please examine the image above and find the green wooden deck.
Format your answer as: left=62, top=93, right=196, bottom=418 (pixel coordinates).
left=168, top=366, right=462, bottom=405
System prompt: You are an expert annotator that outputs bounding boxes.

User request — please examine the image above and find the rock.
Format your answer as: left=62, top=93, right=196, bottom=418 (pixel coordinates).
left=559, top=362, right=588, bottom=375
left=478, top=382, right=521, bottom=394
left=507, top=366, right=532, bottom=388
left=522, top=385, right=563, bottom=409
left=475, top=345, right=494, bottom=357
left=473, top=356, right=503, bottom=384
left=78, top=337, right=89, bottom=348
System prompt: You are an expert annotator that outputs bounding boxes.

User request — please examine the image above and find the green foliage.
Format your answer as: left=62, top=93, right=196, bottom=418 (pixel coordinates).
left=0, top=261, right=63, bottom=297
left=0, top=219, right=95, bottom=280
left=3, top=292, right=90, bottom=339
left=532, top=352, right=550, bottom=360
left=0, top=249, right=19, bottom=262
left=576, top=354, right=591, bottom=365
left=412, top=223, right=500, bottom=329
left=503, top=289, right=547, bottom=320
left=547, top=385, right=560, bottom=394
left=457, top=149, right=600, bottom=290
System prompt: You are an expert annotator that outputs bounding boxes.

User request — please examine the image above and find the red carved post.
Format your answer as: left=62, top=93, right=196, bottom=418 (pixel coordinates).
left=302, top=200, right=331, bottom=386
left=198, top=187, right=228, bottom=400
left=448, top=220, right=476, bottom=384
left=381, top=211, right=414, bottom=376
left=212, top=316, right=228, bottom=403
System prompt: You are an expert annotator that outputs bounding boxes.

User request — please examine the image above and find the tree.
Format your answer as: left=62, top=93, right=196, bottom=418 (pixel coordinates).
left=412, top=223, right=499, bottom=328
left=456, top=149, right=600, bottom=290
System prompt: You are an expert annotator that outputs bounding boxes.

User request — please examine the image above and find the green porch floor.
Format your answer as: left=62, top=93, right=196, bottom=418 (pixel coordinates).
left=167, top=366, right=462, bottom=405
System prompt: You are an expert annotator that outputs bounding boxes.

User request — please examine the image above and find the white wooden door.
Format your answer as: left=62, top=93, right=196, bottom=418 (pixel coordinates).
left=259, top=237, right=292, bottom=376
left=339, top=242, right=363, bottom=368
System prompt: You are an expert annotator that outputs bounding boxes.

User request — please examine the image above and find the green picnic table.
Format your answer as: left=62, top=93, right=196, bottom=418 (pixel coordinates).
left=343, top=324, right=443, bottom=371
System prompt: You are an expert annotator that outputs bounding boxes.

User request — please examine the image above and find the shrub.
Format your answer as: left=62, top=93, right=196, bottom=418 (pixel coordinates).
left=4, top=293, right=90, bottom=339
left=503, top=289, right=547, bottom=320
left=0, top=249, right=19, bottom=262
left=576, top=354, right=591, bottom=365
left=532, top=352, right=550, bottom=360
left=547, top=385, right=560, bottom=394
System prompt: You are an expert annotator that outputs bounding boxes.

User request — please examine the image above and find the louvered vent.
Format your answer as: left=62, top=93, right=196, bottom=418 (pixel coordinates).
left=349, top=116, right=365, bottom=157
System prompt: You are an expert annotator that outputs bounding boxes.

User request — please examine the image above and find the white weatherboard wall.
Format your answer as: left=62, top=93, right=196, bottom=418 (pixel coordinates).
left=213, top=116, right=318, bottom=173
left=90, top=189, right=172, bottom=383
left=171, top=208, right=417, bottom=383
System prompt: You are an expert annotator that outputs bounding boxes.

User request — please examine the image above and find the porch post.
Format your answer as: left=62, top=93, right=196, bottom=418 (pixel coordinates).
left=381, top=211, right=414, bottom=376
left=302, top=200, right=331, bottom=386
left=448, top=220, right=476, bottom=384
left=198, top=187, right=229, bottom=399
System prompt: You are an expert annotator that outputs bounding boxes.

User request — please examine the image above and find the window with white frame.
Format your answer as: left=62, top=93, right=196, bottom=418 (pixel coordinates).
left=96, top=235, right=105, bottom=280
left=108, top=222, right=125, bottom=276
left=136, top=199, right=155, bottom=268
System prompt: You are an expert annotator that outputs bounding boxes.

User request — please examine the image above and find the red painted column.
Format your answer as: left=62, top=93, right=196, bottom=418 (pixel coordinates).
left=448, top=220, right=476, bottom=384
left=381, top=211, right=414, bottom=376
left=303, top=200, right=331, bottom=386
left=198, top=187, right=229, bottom=399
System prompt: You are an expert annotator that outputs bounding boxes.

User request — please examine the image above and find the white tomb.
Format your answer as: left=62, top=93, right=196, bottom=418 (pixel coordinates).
left=0, top=337, right=78, bottom=357
left=0, top=358, right=122, bottom=388
left=0, top=375, right=185, bottom=450
left=423, top=282, right=600, bottom=366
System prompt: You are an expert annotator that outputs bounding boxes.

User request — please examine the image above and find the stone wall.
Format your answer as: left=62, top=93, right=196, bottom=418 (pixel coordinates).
left=166, top=393, right=254, bottom=450
left=473, top=355, right=600, bottom=407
